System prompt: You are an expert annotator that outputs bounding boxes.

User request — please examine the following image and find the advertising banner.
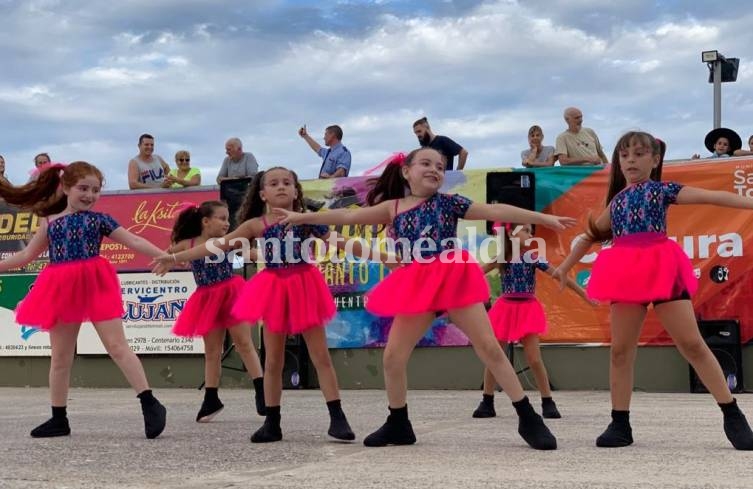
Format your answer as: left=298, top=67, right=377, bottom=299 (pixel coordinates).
left=0, top=274, right=51, bottom=356
left=76, top=272, right=203, bottom=354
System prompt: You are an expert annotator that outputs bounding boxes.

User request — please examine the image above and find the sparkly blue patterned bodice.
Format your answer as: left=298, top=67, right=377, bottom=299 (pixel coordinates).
left=261, top=219, right=330, bottom=269
left=190, top=257, right=234, bottom=287
left=47, top=211, right=119, bottom=263
left=500, top=255, right=549, bottom=296
left=610, top=181, right=683, bottom=238
left=390, top=193, right=472, bottom=260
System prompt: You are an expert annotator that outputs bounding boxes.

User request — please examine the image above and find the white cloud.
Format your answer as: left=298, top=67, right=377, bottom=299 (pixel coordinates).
left=76, top=67, right=156, bottom=86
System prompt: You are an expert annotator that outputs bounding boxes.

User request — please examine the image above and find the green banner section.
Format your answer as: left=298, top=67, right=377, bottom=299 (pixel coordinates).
left=0, top=274, right=36, bottom=309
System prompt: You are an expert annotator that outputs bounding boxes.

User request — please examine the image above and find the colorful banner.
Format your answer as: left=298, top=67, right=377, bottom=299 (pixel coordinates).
left=300, top=159, right=753, bottom=347
left=76, top=272, right=203, bottom=354
left=540, top=160, right=753, bottom=346
left=0, top=274, right=51, bottom=356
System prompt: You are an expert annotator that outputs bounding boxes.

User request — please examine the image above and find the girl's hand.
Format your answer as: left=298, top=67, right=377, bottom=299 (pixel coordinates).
left=551, top=267, right=569, bottom=291
left=271, top=207, right=304, bottom=225
left=150, top=253, right=177, bottom=276
left=541, top=215, right=577, bottom=231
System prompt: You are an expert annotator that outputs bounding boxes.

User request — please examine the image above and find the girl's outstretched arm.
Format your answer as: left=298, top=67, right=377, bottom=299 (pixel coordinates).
left=273, top=201, right=393, bottom=227
left=464, top=203, right=576, bottom=231
left=0, top=220, right=49, bottom=272
left=542, top=267, right=595, bottom=304
left=110, top=227, right=171, bottom=259
left=151, top=220, right=260, bottom=272
left=552, top=207, right=611, bottom=290
left=677, top=187, right=753, bottom=208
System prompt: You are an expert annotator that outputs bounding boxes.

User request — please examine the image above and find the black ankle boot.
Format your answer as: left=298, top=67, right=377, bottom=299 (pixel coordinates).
left=513, top=396, right=557, bottom=450
left=363, top=405, right=417, bottom=447
left=30, top=414, right=70, bottom=438
left=541, top=397, right=561, bottom=419
left=196, top=396, right=224, bottom=423
left=251, top=406, right=282, bottom=443
left=327, top=400, right=355, bottom=441
left=472, top=394, right=496, bottom=418
left=596, top=410, right=633, bottom=447
left=138, top=390, right=167, bottom=439
left=720, top=399, right=753, bottom=450
left=253, top=377, right=266, bottom=416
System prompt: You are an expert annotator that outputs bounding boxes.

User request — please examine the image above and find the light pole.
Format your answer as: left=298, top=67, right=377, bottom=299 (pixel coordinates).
left=702, top=50, right=739, bottom=129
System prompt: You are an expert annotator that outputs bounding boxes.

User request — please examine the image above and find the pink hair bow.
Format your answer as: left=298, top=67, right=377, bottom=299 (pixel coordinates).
left=491, top=221, right=513, bottom=235
left=29, top=162, right=67, bottom=178
left=362, top=151, right=408, bottom=176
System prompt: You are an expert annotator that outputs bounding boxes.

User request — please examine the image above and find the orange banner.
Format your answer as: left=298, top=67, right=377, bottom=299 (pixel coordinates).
left=536, top=159, right=753, bottom=345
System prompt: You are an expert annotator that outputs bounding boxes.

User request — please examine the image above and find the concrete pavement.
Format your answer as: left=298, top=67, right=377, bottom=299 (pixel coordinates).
left=1, top=388, right=751, bottom=489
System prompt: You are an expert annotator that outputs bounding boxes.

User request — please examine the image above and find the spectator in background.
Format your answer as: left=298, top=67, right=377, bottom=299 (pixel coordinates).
left=692, top=128, right=742, bottom=159
left=521, top=125, right=556, bottom=167
left=412, top=117, right=468, bottom=170
left=34, top=152, right=51, bottom=168
left=128, top=134, right=171, bottom=189
left=28, top=153, right=52, bottom=182
left=299, top=124, right=351, bottom=179
left=555, top=107, right=608, bottom=166
left=216, top=138, right=259, bottom=184
left=0, top=155, right=9, bottom=185
left=166, top=150, right=201, bottom=188
left=734, top=134, right=753, bottom=157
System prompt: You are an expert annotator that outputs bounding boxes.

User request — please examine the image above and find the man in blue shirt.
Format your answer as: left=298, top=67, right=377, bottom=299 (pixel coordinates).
left=298, top=124, right=351, bottom=179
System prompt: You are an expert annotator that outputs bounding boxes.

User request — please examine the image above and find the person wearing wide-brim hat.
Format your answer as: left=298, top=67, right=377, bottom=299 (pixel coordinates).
left=693, top=127, right=742, bottom=159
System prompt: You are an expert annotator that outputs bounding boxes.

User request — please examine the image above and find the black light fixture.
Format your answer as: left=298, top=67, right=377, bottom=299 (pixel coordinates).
left=702, top=50, right=740, bottom=128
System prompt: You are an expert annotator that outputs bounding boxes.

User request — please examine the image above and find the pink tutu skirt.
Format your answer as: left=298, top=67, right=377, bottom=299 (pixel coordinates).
left=587, top=232, right=698, bottom=303
left=173, top=276, right=247, bottom=337
left=16, top=256, right=123, bottom=330
left=366, top=249, right=490, bottom=317
left=488, top=296, right=548, bottom=343
left=231, top=264, right=335, bottom=335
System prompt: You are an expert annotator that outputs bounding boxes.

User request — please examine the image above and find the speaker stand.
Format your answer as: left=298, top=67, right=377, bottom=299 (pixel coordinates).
left=483, top=343, right=556, bottom=392
left=197, top=335, right=248, bottom=390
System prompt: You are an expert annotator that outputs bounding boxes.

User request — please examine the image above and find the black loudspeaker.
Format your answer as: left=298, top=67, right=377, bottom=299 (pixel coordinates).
left=260, top=332, right=311, bottom=389
left=219, top=177, right=253, bottom=232
left=689, top=319, right=744, bottom=393
left=485, top=172, right=536, bottom=235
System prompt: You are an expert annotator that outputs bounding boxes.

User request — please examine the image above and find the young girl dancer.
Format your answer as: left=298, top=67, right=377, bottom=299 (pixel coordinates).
left=153, top=167, right=356, bottom=443
left=275, top=148, right=575, bottom=450
left=168, top=201, right=265, bottom=422
left=554, top=131, right=753, bottom=450
left=472, top=222, right=591, bottom=420
left=0, top=162, right=167, bottom=439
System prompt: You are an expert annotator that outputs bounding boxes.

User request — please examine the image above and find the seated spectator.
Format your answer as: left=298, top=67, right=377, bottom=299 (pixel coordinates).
left=166, top=150, right=201, bottom=188
left=554, top=107, right=608, bottom=166
left=0, top=155, right=9, bottom=185
left=216, top=138, right=259, bottom=184
left=128, top=133, right=171, bottom=189
left=521, top=125, right=556, bottom=167
left=692, top=127, right=742, bottom=159
left=733, top=134, right=753, bottom=157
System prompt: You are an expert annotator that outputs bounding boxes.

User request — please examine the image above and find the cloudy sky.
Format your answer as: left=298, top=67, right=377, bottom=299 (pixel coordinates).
left=1, top=0, right=751, bottom=189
